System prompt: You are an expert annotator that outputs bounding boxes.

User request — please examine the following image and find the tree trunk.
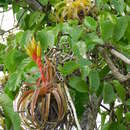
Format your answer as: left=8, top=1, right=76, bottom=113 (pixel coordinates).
left=80, top=94, right=102, bottom=130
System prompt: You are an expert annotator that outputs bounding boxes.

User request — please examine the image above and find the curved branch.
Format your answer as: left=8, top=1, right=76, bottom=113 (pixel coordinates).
left=110, top=49, right=130, bottom=65
left=0, top=26, right=18, bottom=35
left=64, top=83, right=82, bottom=130
left=99, top=47, right=130, bottom=82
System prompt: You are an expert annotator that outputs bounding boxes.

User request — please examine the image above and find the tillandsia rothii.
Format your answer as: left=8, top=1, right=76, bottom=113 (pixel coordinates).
left=17, top=37, right=67, bottom=130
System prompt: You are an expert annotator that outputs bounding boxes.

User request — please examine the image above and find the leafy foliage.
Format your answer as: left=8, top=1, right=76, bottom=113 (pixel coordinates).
left=0, top=93, right=20, bottom=130
left=0, top=0, right=130, bottom=129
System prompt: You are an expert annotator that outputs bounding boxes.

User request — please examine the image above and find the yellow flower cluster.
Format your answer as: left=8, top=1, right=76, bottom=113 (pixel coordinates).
left=55, top=0, right=91, bottom=21
left=25, top=37, right=41, bottom=58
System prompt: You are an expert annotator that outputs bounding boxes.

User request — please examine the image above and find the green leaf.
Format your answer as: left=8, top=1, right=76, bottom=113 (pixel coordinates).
left=12, top=1, right=19, bottom=13
left=75, top=41, right=86, bottom=57
left=113, top=80, right=126, bottom=102
left=101, top=112, right=107, bottom=128
left=113, top=16, right=128, bottom=41
left=17, top=57, right=36, bottom=71
left=69, top=76, right=88, bottom=93
left=126, top=98, right=130, bottom=106
left=103, top=82, right=116, bottom=104
left=101, top=122, right=110, bottom=130
left=5, top=116, right=12, bottom=130
left=0, top=93, right=20, bottom=130
left=39, top=0, right=48, bottom=5
left=72, top=40, right=87, bottom=57
left=85, top=32, right=104, bottom=51
left=115, top=107, right=123, bottom=123
left=0, top=43, right=6, bottom=51
left=58, top=61, right=79, bottom=76
left=4, top=86, right=16, bottom=100
left=108, top=122, right=127, bottom=130
left=29, top=12, right=45, bottom=28
left=118, top=124, right=127, bottom=130
left=99, top=65, right=110, bottom=79
left=109, top=122, right=118, bottom=130
left=16, top=9, right=28, bottom=30
left=15, top=31, right=24, bottom=44
left=96, top=83, right=104, bottom=97
left=20, top=30, right=33, bottom=47
left=125, top=17, right=130, bottom=42
left=37, top=29, right=56, bottom=50
left=75, top=92, right=89, bottom=117
left=78, top=57, right=91, bottom=80
left=84, top=16, right=97, bottom=31
left=125, top=112, right=130, bottom=122
left=100, top=20, right=115, bottom=41
left=5, top=72, right=22, bottom=92
left=111, top=0, right=124, bottom=14
left=5, top=57, right=36, bottom=92
left=89, top=70, right=100, bottom=91
left=4, top=49, right=26, bottom=73
left=61, top=23, right=82, bottom=41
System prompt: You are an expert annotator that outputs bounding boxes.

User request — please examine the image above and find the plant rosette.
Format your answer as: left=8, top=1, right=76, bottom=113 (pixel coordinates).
left=16, top=38, right=67, bottom=129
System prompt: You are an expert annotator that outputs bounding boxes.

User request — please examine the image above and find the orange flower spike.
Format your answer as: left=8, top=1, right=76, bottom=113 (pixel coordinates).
left=36, top=42, right=42, bottom=67
left=25, top=38, right=37, bottom=61
left=36, top=42, right=46, bottom=82
left=31, top=38, right=37, bottom=61
left=31, top=37, right=37, bottom=51
left=25, top=37, right=46, bottom=82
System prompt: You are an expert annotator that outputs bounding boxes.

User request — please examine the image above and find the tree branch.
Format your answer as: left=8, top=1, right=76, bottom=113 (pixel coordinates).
left=110, top=49, right=130, bottom=65
left=100, top=104, right=110, bottom=112
left=25, top=0, right=43, bottom=11
left=64, top=83, right=82, bottom=130
left=80, top=95, right=102, bottom=130
left=0, top=26, right=18, bottom=35
left=98, top=47, right=130, bottom=82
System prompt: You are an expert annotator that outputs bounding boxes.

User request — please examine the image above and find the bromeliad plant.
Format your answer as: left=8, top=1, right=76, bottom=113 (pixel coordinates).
left=17, top=38, right=67, bottom=129
left=54, top=0, right=91, bottom=21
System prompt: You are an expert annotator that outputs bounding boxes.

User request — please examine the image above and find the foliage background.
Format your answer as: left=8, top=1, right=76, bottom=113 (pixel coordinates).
left=0, top=0, right=130, bottom=130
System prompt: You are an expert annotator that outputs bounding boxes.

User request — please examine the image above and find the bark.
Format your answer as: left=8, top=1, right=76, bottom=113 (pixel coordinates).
left=98, top=47, right=130, bottom=82
left=25, top=0, right=43, bottom=11
left=80, top=94, right=102, bottom=130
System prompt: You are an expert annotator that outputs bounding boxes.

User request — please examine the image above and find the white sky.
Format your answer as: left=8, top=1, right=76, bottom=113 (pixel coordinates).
left=0, top=7, right=16, bottom=44
left=0, top=7, right=14, bottom=31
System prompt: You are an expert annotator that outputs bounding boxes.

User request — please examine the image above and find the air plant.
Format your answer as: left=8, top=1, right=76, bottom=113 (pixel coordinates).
left=17, top=38, right=67, bottom=129
left=54, top=0, right=91, bottom=21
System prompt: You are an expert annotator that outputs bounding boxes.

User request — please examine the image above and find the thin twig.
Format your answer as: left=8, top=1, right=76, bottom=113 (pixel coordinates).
left=110, top=49, right=130, bottom=65
left=0, top=26, right=18, bottom=35
left=61, top=53, right=74, bottom=64
left=0, top=7, right=12, bottom=13
left=98, top=47, right=130, bottom=82
left=64, top=83, right=82, bottom=130
left=100, top=104, right=110, bottom=112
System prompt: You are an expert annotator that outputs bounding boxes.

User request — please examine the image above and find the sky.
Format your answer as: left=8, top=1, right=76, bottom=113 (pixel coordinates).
left=0, top=7, right=16, bottom=44
left=0, top=8, right=14, bottom=31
